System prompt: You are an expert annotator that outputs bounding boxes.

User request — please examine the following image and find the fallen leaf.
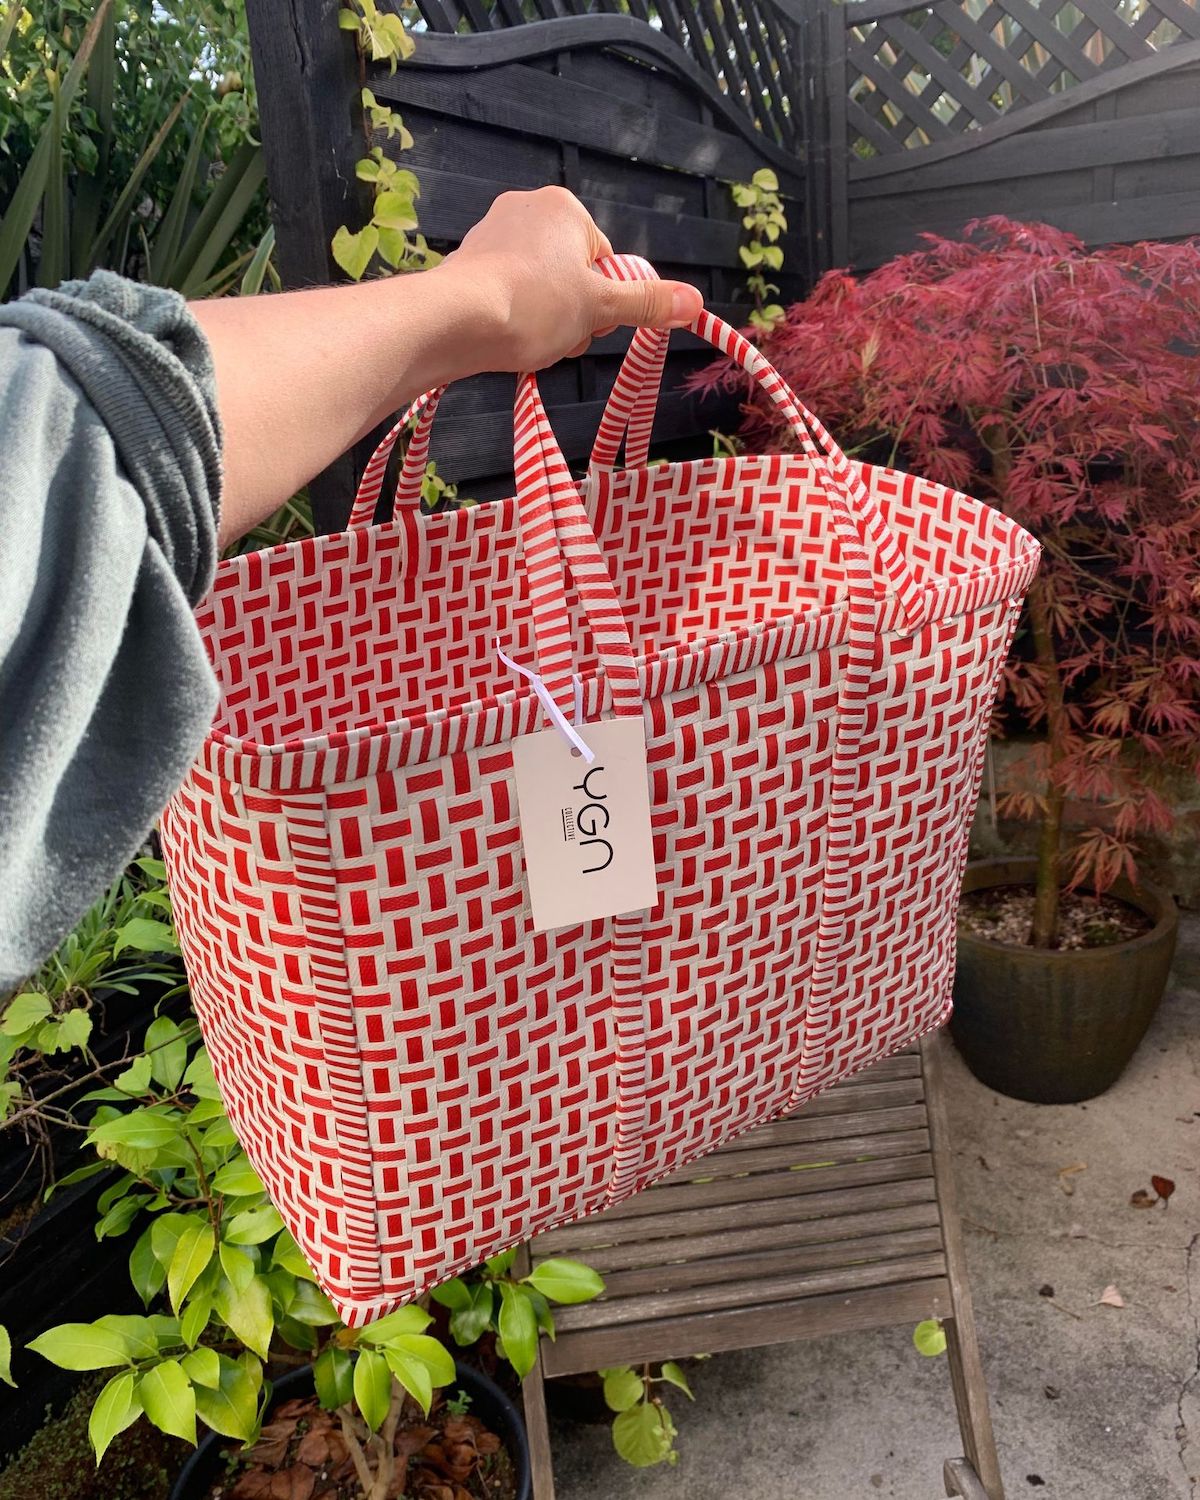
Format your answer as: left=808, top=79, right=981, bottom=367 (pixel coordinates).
left=394, top=1425, right=435, bottom=1463
left=1097, top=1284, right=1126, bottom=1308
left=1058, top=1163, right=1087, bottom=1195
left=1038, top=1284, right=1055, bottom=1298
left=297, top=1429, right=337, bottom=1466
left=245, top=1417, right=298, bottom=1469
left=1130, top=1188, right=1158, bottom=1209
left=1027, top=1477, right=1046, bottom=1488
left=1044, top=1385, right=1060, bottom=1400
left=1151, top=1174, right=1176, bottom=1205
left=231, top=1475, right=278, bottom=1500
left=274, top=1468, right=315, bottom=1500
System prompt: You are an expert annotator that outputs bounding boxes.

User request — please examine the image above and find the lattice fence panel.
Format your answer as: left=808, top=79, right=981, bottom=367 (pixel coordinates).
left=845, top=0, right=1200, bottom=156
left=403, top=0, right=803, bottom=148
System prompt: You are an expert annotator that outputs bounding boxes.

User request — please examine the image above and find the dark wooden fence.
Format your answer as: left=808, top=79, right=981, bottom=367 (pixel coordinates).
left=835, top=0, right=1200, bottom=268
left=248, top=0, right=1200, bottom=531
left=248, top=0, right=809, bottom=530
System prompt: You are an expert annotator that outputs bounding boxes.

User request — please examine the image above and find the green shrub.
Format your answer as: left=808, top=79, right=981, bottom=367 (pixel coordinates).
left=0, top=1, right=266, bottom=299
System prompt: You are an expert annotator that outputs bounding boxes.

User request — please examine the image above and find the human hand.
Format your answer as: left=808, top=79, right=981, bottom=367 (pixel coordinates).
left=436, top=186, right=704, bottom=372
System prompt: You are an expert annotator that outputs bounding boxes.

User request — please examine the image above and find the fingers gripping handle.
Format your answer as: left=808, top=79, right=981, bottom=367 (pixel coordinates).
left=350, top=252, right=664, bottom=530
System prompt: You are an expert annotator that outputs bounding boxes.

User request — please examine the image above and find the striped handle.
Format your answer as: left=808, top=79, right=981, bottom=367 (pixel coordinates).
left=589, top=256, right=669, bottom=473
left=589, top=266, right=928, bottom=631
left=347, top=391, right=435, bottom=530
left=351, top=255, right=668, bottom=529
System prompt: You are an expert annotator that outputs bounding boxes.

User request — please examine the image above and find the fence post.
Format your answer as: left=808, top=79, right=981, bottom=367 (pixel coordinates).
left=790, top=0, right=834, bottom=281
left=825, top=3, right=849, bottom=267
left=245, top=0, right=373, bottom=532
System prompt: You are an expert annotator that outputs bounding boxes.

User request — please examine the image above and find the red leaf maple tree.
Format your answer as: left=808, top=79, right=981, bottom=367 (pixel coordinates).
left=694, top=217, right=1200, bottom=947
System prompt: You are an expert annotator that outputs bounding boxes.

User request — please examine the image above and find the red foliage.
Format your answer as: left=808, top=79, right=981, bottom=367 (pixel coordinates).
left=693, top=217, right=1200, bottom=891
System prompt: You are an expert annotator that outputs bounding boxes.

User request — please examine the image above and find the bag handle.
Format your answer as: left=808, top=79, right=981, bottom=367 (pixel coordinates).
left=348, top=367, right=643, bottom=723
left=349, top=386, right=444, bottom=529
left=347, top=256, right=927, bottom=723
left=588, top=256, right=669, bottom=473
left=512, top=371, right=642, bottom=719
left=588, top=259, right=928, bottom=632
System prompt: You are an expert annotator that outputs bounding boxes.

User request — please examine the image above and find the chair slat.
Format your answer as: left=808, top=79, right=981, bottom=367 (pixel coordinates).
left=712, top=1104, right=930, bottom=1153
left=593, top=1224, right=946, bottom=1299
left=540, top=1277, right=952, bottom=1377
left=649, top=1125, right=931, bottom=1186
left=541, top=1199, right=943, bottom=1275
left=542, top=1151, right=936, bottom=1232
left=786, top=1077, right=926, bottom=1117
left=532, top=1173, right=938, bottom=1253
left=553, top=1251, right=950, bottom=1330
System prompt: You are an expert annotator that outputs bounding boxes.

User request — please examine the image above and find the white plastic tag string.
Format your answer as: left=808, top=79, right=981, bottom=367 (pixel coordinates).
left=497, top=642, right=596, bottom=764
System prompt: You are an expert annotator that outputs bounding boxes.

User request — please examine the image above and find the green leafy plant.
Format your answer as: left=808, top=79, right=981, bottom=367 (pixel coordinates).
left=0, top=1, right=266, bottom=298
left=25, top=1017, right=461, bottom=1500
left=337, top=0, right=414, bottom=72
left=599, top=1360, right=695, bottom=1467
left=431, top=1249, right=604, bottom=1379
left=730, top=167, right=787, bottom=333
left=18, top=985, right=607, bottom=1495
left=331, top=3, right=439, bottom=281
left=0, top=857, right=187, bottom=1202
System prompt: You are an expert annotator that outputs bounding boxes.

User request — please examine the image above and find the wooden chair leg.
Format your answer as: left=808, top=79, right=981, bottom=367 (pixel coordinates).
left=514, top=1244, right=557, bottom=1500
left=944, top=1456, right=992, bottom=1499
left=521, top=1348, right=558, bottom=1500
left=922, top=1032, right=1006, bottom=1500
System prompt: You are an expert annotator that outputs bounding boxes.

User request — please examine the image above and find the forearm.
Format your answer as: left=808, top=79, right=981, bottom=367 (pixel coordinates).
left=190, top=262, right=497, bottom=547
left=191, top=188, right=703, bottom=548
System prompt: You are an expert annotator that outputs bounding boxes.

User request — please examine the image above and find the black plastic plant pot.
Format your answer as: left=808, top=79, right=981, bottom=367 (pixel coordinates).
left=950, top=857, right=1179, bottom=1104
left=169, top=1359, right=531, bottom=1500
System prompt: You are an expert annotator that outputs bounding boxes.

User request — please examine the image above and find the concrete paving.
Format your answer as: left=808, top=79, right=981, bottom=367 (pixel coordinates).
left=551, top=915, right=1200, bottom=1499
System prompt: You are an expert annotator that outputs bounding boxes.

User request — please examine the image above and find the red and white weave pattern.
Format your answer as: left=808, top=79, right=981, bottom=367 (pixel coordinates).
left=161, top=257, right=1040, bottom=1324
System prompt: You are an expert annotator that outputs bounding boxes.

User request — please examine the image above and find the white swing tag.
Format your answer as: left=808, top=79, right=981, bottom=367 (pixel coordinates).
left=511, top=717, right=658, bottom=933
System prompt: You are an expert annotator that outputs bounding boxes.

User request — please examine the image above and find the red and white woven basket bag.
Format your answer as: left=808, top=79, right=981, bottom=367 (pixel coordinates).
left=161, top=256, right=1040, bottom=1325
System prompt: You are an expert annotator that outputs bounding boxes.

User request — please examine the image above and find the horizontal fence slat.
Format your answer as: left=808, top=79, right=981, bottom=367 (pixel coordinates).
left=372, top=60, right=790, bottom=182
left=850, top=104, right=1200, bottom=197
left=850, top=186, right=1200, bottom=266
left=406, top=164, right=806, bottom=270
left=419, top=379, right=721, bottom=485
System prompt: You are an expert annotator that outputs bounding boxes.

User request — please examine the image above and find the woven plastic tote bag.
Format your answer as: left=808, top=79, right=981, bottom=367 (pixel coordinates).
left=160, top=255, right=1040, bottom=1324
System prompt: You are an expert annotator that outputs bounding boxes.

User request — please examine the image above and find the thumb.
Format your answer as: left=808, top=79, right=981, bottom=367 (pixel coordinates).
left=598, top=275, right=704, bottom=332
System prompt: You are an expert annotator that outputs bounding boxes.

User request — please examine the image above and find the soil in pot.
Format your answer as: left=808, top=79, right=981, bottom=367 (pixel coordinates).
left=202, top=1388, right=517, bottom=1500
left=0, top=1372, right=189, bottom=1500
left=959, top=885, right=1153, bottom=950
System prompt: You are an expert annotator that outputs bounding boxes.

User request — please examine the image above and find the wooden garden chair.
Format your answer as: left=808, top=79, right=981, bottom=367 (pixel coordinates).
left=516, top=1030, right=1003, bottom=1500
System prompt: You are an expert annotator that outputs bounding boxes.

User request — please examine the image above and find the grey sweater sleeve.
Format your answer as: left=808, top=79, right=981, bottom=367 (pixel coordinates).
left=0, top=272, right=222, bottom=991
